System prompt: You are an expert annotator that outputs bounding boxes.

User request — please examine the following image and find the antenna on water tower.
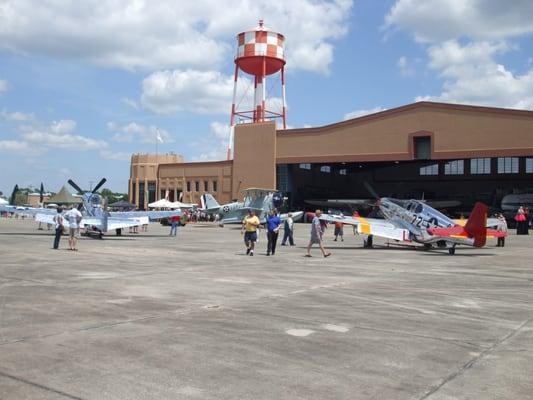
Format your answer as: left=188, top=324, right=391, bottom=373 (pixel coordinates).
left=227, top=19, right=287, bottom=160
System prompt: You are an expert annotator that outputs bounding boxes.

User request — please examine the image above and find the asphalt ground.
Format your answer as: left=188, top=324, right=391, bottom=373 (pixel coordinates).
left=0, top=218, right=532, bottom=400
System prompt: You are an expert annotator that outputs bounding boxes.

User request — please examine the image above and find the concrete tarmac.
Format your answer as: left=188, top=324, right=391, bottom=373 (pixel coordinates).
left=0, top=218, right=532, bottom=399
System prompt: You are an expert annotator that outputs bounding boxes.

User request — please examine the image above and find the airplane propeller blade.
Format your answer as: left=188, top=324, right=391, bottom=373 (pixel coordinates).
left=92, top=178, right=107, bottom=193
left=363, top=181, right=380, bottom=200
left=68, top=179, right=84, bottom=194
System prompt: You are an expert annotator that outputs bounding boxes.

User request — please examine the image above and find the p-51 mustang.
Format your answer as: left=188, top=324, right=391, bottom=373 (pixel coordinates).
left=200, top=188, right=303, bottom=225
left=1, top=178, right=181, bottom=238
left=318, top=197, right=506, bottom=254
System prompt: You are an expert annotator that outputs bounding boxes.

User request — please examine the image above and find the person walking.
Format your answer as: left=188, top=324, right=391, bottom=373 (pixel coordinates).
left=52, top=207, right=64, bottom=249
left=333, top=221, right=344, bottom=241
left=65, top=206, right=83, bottom=251
left=266, top=208, right=281, bottom=256
left=496, top=213, right=507, bottom=247
left=242, top=209, right=260, bottom=256
left=281, top=213, right=295, bottom=246
left=306, top=210, right=331, bottom=258
left=169, top=214, right=180, bottom=236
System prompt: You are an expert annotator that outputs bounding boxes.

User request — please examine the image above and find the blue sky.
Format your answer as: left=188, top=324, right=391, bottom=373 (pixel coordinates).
left=1, top=0, right=532, bottom=194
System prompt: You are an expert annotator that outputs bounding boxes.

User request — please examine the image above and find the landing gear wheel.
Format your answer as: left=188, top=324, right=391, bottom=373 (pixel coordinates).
left=448, top=247, right=456, bottom=255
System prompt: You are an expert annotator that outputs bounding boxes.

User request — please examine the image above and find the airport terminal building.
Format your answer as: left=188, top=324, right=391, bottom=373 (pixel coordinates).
left=129, top=101, right=533, bottom=212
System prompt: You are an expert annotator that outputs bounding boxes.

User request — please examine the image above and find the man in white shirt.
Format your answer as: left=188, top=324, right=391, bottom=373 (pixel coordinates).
left=65, top=206, right=83, bottom=251
left=281, top=213, right=295, bottom=246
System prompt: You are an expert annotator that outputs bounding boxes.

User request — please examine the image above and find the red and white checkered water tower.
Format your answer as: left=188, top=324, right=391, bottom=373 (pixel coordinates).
left=228, top=20, right=287, bottom=159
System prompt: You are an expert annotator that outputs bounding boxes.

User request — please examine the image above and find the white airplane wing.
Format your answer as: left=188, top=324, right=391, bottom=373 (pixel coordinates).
left=110, top=210, right=181, bottom=221
left=319, top=214, right=410, bottom=242
left=1, top=205, right=57, bottom=217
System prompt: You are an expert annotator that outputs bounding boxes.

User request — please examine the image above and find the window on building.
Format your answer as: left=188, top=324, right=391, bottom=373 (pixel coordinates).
left=339, top=169, right=347, bottom=175
left=204, top=181, right=209, bottom=191
left=186, top=181, right=191, bottom=192
left=320, top=165, right=331, bottom=173
left=195, top=181, right=200, bottom=191
left=414, top=136, right=431, bottom=160
left=497, top=157, right=519, bottom=174
left=444, top=160, right=464, bottom=175
left=212, top=180, right=218, bottom=192
left=526, top=158, right=533, bottom=173
left=419, top=163, right=438, bottom=176
left=299, top=163, right=311, bottom=170
left=470, top=158, right=491, bottom=174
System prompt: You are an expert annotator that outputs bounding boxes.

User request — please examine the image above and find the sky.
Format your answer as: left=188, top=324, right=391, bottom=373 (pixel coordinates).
left=0, top=0, right=532, bottom=194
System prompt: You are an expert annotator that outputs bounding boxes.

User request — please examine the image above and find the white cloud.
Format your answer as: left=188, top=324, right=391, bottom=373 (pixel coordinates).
left=386, top=1, right=533, bottom=110
left=385, top=0, right=533, bottom=43
left=0, top=80, right=8, bottom=92
left=100, top=150, right=131, bottom=161
left=141, top=69, right=235, bottom=114
left=108, top=122, right=173, bottom=143
left=50, top=119, right=76, bottom=134
left=190, top=121, right=230, bottom=162
left=416, top=40, right=533, bottom=109
left=0, top=109, right=33, bottom=121
left=22, top=130, right=107, bottom=150
left=13, top=119, right=108, bottom=150
left=0, top=140, right=30, bottom=152
left=397, top=56, right=414, bottom=76
left=344, top=106, right=387, bottom=120
left=0, top=1, right=353, bottom=73
left=121, top=97, right=139, bottom=110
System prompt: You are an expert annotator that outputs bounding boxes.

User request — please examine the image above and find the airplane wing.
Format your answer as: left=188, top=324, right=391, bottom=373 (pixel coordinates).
left=319, top=214, right=411, bottom=242
left=110, top=210, right=181, bottom=221
left=1, top=205, right=57, bottom=217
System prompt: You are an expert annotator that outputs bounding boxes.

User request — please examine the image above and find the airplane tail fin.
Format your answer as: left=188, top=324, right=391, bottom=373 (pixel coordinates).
left=464, top=202, right=488, bottom=247
left=201, top=193, right=220, bottom=211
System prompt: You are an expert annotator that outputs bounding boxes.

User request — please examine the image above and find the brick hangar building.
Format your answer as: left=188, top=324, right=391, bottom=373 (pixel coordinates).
left=129, top=101, right=533, bottom=212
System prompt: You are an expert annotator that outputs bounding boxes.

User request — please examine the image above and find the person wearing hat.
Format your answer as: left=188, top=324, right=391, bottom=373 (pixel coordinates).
left=52, top=207, right=64, bottom=249
left=242, top=209, right=260, bottom=256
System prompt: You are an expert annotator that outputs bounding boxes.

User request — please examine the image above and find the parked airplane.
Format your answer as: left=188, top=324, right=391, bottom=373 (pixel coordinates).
left=317, top=197, right=505, bottom=254
left=501, top=193, right=533, bottom=212
left=200, top=188, right=303, bottom=225
left=0, top=178, right=181, bottom=238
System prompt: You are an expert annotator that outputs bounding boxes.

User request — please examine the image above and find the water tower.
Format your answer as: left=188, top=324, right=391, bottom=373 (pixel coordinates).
left=228, top=20, right=287, bottom=159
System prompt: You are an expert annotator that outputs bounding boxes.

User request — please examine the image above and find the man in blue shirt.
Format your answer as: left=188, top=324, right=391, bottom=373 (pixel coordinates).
left=266, top=208, right=281, bottom=256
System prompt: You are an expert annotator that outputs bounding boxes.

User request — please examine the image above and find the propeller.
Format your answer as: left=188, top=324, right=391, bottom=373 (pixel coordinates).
left=363, top=181, right=380, bottom=201
left=92, top=178, right=107, bottom=193
left=68, top=179, right=84, bottom=194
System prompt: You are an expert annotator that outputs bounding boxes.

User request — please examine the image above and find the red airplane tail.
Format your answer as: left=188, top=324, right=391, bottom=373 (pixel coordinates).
left=464, top=202, right=488, bottom=247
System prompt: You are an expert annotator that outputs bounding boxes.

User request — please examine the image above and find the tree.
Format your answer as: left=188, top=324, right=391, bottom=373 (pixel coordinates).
left=9, top=184, right=19, bottom=205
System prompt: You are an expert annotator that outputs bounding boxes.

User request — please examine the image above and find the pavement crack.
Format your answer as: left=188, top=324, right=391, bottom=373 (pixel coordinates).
left=0, top=369, right=85, bottom=400
left=417, top=315, right=533, bottom=400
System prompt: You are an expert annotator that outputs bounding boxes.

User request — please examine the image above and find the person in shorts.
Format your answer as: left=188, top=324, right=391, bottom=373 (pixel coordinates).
left=333, top=221, right=344, bottom=242
left=306, top=209, right=331, bottom=258
left=242, top=209, right=260, bottom=256
left=65, top=206, right=83, bottom=251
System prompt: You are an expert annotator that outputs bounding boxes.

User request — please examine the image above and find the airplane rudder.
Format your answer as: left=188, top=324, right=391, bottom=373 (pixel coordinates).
left=465, top=202, right=488, bottom=246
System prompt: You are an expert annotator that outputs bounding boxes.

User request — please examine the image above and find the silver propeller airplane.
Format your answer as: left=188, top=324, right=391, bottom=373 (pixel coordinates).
left=317, top=197, right=505, bottom=254
left=1, top=178, right=181, bottom=238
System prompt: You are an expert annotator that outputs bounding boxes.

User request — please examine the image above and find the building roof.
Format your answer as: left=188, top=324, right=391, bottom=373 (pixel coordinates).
left=279, top=101, right=533, bottom=135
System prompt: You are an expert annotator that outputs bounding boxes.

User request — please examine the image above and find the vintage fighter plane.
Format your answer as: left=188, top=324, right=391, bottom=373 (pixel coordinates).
left=0, top=178, right=181, bottom=238
left=200, top=188, right=303, bottom=225
left=317, top=197, right=505, bottom=254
